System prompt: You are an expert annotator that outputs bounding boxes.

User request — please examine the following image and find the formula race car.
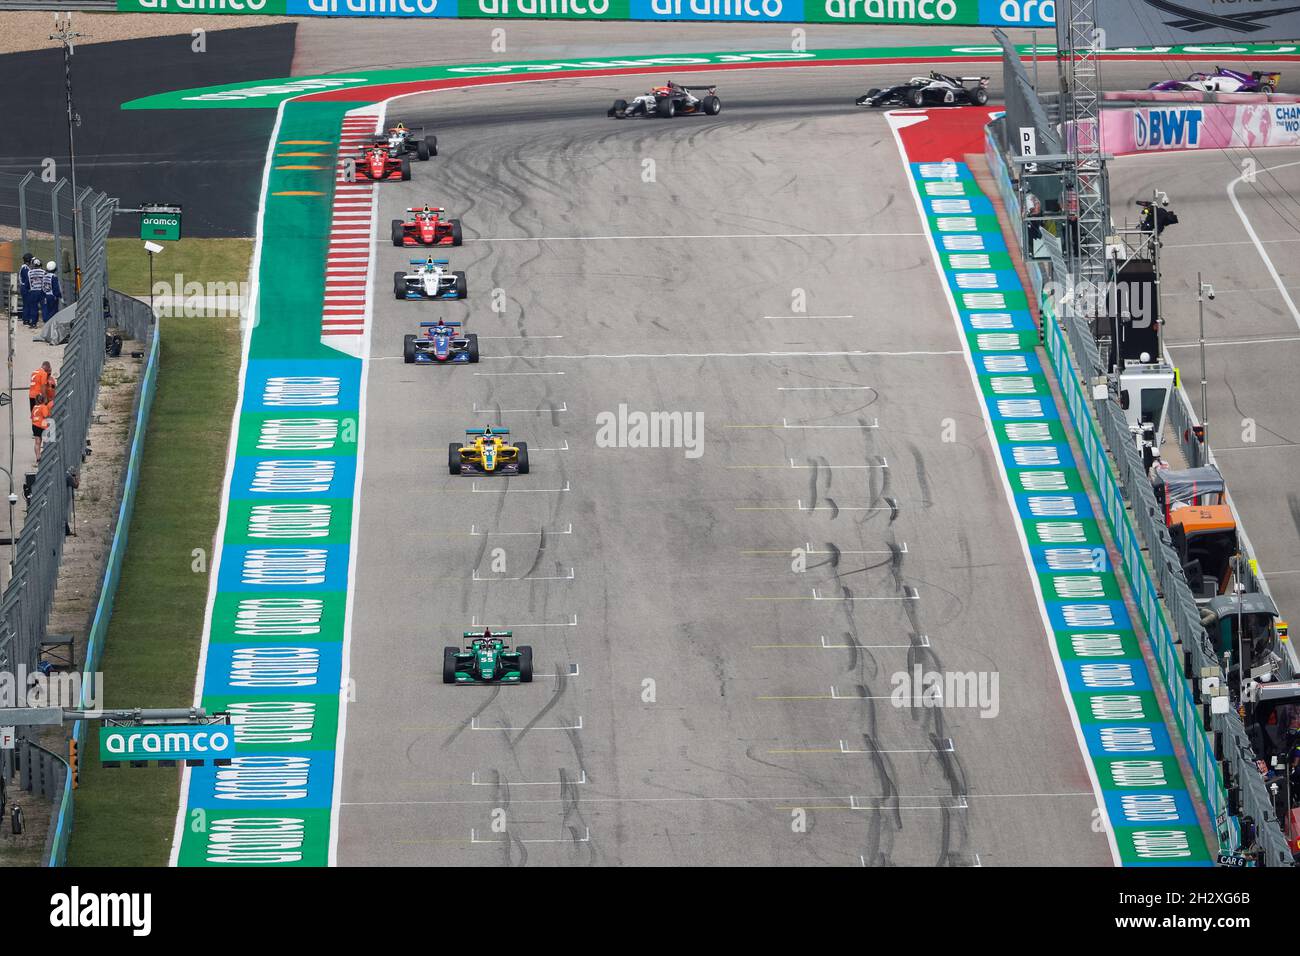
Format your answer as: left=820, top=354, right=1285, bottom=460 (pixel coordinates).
left=370, top=121, right=438, bottom=160
left=404, top=320, right=479, bottom=364
left=355, top=144, right=410, bottom=182
left=608, top=82, right=721, bottom=118
left=855, top=73, right=990, bottom=108
left=1148, top=67, right=1280, bottom=94
left=449, top=426, right=529, bottom=476
left=394, top=258, right=468, bottom=300
left=443, top=630, right=533, bottom=684
left=391, top=205, right=463, bottom=247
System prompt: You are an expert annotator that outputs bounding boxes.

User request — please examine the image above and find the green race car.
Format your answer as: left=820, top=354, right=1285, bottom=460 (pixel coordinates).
left=443, top=630, right=534, bottom=684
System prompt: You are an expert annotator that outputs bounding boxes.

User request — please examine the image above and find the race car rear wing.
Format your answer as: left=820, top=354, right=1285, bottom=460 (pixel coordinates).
left=410, top=258, right=450, bottom=265
left=420, top=320, right=461, bottom=327
left=466, top=427, right=509, bottom=435
left=960, top=76, right=990, bottom=85
left=463, top=630, right=514, bottom=639
left=406, top=206, right=445, bottom=213
left=680, top=85, right=717, bottom=93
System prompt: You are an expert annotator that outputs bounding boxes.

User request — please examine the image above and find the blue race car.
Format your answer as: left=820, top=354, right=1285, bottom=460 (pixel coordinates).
left=403, top=320, right=480, bottom=365
left=394, top=257, right=467, bottom=300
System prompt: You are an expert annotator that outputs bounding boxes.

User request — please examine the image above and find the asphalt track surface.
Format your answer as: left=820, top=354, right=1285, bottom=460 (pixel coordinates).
left=336, top=69, right=1119, bottom=867
left=0, top=23, right=297, bottom=237
left=1110, top=149, right=1300, bottom=640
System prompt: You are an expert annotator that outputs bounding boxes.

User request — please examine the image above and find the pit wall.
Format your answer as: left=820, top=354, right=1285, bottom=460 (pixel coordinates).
left=983, top=126, right=1234, bottom=857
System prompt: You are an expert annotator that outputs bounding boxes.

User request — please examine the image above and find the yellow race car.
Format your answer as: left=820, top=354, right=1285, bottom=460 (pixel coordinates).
left=449, top=426, right=530, bottom=476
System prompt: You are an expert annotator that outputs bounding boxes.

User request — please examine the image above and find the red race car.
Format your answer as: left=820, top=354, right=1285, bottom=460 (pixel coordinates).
left=391, top=205, right=464, bottom=247
left=355, top=144, right=410, bottom=182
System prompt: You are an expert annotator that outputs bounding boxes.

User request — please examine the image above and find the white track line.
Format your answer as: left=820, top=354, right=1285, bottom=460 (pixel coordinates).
left=465, top=231, right=925, bottom=243
left=1226, top=160, right=1300, bottom=330
left=481, top=350, right=959, bottom=360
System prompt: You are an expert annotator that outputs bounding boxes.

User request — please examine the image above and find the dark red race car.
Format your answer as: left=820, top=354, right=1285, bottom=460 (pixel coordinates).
left=391, top=205, right=463, bottom=247
left=355, top=144, right=410, bottom=182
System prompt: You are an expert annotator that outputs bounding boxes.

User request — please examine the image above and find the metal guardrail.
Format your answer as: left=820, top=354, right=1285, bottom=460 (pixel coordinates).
left=17, top=737, right=70, bottom=866
left=987, top=114, right=1294, bottom=865
left=107, top=289, right=154, bottom=346
left=47, top=298, right=157, bottom=868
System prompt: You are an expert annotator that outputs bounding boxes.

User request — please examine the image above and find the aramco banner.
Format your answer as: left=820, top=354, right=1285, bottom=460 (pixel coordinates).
left=115, top=0, right=1057, bottom=27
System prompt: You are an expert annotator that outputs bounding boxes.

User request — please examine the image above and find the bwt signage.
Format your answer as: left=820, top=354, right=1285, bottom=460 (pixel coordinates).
left=99, top=724, right=237, bottom=764
left=1135, top=108, right=1204, bottom=150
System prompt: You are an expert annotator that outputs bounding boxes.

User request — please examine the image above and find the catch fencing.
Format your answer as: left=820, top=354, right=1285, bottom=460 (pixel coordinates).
left=993, top=28, right=1062, bottom=158
left=985, top=117, right=1293, bottom=865
left=2, top=172, right=159, bottom=865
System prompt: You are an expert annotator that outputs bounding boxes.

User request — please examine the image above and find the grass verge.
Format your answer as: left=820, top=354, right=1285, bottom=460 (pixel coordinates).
left=107, top=238, right=253, bottom=296
left=66, top=312, right=241, bottom=867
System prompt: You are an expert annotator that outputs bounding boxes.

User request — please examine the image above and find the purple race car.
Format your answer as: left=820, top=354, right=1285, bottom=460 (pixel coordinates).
left=1148, top=67, right=1280, bottom=94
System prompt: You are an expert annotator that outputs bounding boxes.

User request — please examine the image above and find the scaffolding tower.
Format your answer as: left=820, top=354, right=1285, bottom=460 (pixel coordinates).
left=1059, top=0, right=1111, bottom=312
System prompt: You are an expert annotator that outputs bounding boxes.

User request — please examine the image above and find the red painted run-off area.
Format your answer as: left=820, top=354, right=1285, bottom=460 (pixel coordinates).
left=891, top=105, right=995, bottom=160
left=294, top=53, right=1300, bottom=105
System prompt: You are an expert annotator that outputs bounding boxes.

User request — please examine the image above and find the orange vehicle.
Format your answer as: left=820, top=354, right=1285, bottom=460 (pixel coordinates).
left=1169, top=505, right=1239, bottom=599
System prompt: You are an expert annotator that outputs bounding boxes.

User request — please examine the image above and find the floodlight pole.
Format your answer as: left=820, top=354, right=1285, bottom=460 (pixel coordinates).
left=1197, top=273, right=1213, bottom=448
left=49, top=14, right=87, bottom=292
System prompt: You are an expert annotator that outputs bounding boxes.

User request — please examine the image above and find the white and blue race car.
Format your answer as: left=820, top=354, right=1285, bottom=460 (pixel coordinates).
left=394, top=257, right=467, bottom=300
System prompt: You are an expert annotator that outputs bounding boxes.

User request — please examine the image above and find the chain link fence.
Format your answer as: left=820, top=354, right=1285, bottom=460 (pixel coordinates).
left=0, top=171, right=160, bottom=865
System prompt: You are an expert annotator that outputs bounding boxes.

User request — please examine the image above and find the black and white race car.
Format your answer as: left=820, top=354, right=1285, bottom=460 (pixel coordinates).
left=371, top=121, right=438, bottom=160
left=855, top=73, right=990, bottom=108
left=608, top=81, right=721, bottom=118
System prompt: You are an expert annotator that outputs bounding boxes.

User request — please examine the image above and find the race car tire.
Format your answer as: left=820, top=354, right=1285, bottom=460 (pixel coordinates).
left=442, top=647, right=458, bottom=684
left=515, top=441, right=529, bottom=475
left=907, top=87, right=924, bottom=107
left=517, top=646, right=533, bottom=683
left=427, top=135, right=438, bottom=157
left=609, top=98, right=627, bottom=118
left=394, top=272, right=406, bottom=300
left=703, top=95, right=721, bottom=116
left=466, top=333, right=480, bottom=364
left=657, top=96, right=675, bottom=118
left=972, top=88, right=989, bottom=106
left=450, top=219, right=463, bottom=246
left=1260, top=84, right=1275, bottom=94
left=400, top=157, right=412, bottom=181
left=448, top=443, right=462, bottom=475
left=416, top=138, right=430, bottom=161
left=454, top=271, right=468, bottom=299
left=403, top=334, right=416, bottom=364
left=391, top=219, right=405, bottom=247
